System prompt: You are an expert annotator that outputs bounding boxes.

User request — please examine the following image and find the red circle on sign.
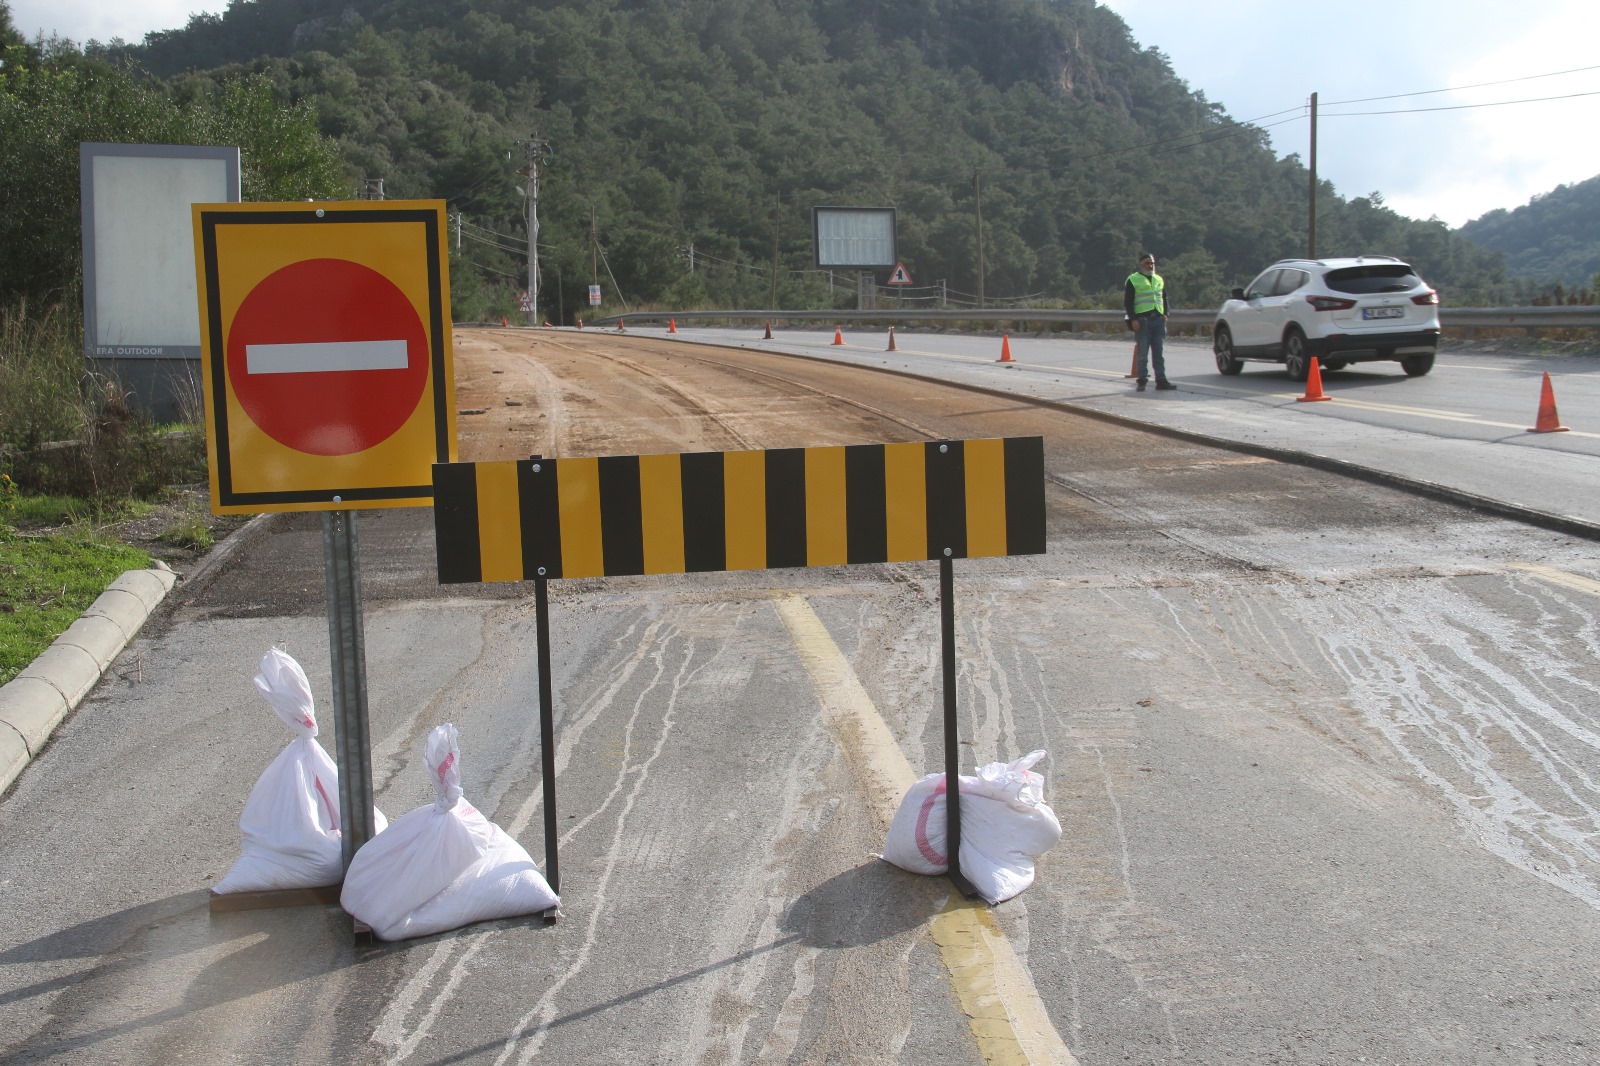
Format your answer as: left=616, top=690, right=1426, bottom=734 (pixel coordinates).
left=226, top=258, right=429, bottom=456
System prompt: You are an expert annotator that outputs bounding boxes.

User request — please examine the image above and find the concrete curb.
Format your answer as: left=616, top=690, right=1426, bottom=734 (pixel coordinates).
left=0, top=562, right=179, bottom=796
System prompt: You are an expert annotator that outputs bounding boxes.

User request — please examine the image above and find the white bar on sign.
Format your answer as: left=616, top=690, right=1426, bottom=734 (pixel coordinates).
left=245, top=340, right=409, bottom=374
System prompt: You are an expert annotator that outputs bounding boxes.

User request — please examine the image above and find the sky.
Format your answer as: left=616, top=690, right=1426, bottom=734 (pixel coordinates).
left=1098, top=0, right=1599, bottom=227
left=8, top=0, right=1597, bottom=229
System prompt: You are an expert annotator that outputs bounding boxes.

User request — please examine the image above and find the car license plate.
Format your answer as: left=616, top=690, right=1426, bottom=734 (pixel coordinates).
left=1362, top=307, right=1403, bottom=320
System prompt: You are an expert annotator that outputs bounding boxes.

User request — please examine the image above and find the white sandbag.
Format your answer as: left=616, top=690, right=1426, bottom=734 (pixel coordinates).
left=214, top=649, right=387, bottom=893
left=340, top=723, right=559, bottom=940
left=960, top=751, right=1063, bottom=903
left=881, top=750, right=1061, bottom=904
left=881, top=772, right=952, bottom=877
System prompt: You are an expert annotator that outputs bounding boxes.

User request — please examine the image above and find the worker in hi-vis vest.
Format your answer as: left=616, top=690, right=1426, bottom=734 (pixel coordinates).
left=1124, top=252, right=1174, bottom=391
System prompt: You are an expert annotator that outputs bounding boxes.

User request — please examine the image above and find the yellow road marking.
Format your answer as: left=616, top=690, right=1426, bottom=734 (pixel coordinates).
left=1270, top=394, right=1600, bottom=438
left=773, top=593, right=1077, bottom=1066
left=799, top=338, right=1596, bottom=437
left=930, top=899, right=1080, bottom=1066
left=1270, top=394, right=1473, bottom=418
left=1508, top=564, right=1600, bottom=598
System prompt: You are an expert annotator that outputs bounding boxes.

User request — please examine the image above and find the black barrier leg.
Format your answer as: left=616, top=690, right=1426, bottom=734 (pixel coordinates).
left=534, top=574, right=561, bottom=917
left=941, top=556, right=980, bottom=900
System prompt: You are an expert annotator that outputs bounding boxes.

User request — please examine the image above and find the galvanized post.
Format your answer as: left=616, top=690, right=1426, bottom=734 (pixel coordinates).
left=322, top=507, right=377, bottom=872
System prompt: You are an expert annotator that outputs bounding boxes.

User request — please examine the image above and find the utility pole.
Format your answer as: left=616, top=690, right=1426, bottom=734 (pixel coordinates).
left=521, top=136, right=548, bottom=325
left=1308, top=92, right=1318, bottom=260
left=972, top=168, right=986, bottom=308
left=770, top=191, right=781, bottom=310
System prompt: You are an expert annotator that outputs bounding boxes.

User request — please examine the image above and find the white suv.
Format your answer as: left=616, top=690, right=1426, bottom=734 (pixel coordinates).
left=1212, top=256, right=1441, bottom=381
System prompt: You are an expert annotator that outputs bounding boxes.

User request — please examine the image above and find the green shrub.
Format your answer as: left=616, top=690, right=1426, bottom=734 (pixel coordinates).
left=1, top=301, right=208, bottom=503
left=0, top=298, right=88, bottom=452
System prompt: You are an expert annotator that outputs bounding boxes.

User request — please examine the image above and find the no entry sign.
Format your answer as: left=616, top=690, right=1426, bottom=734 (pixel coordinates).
left=228, top=258, right=429, bottom=456
left=193, top=201, right=457, bottom=513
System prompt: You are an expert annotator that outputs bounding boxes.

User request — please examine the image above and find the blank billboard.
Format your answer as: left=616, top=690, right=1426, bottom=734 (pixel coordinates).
left=80, top=142, right=240, bottom=360
left=813, top=206, right=897, bottom=269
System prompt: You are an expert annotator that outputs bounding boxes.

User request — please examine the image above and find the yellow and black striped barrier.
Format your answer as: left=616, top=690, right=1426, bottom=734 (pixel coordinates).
left=432, top=437, right=1045, bottom=583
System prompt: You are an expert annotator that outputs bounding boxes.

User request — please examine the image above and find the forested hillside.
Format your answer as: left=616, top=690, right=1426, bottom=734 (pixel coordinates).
left=68, top=1, right=1518, bottom=319
left=1458, top=175, right=1600, bottom=295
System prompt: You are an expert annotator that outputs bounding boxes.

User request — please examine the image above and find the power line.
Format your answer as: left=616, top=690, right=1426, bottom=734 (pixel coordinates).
left=1322, top=88, right=1600, bottom=118
left=459, top=229, right=524, bottom=256
left=458, top=255, right=522, bottom=281
left=1324, top=63, right=1600, bottom=107
left=1145, top=114, right=1305, bottom=157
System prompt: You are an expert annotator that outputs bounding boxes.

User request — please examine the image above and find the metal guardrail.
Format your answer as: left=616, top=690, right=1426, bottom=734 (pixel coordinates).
left=1438, top=307, right=1600, bottom=333
left=590, top=305, right=1600, bottom=339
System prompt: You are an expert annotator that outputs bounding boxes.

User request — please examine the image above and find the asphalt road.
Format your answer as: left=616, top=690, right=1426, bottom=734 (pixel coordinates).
left=655, top=323, right=1600, bottom=532
left=3, top=331, right=1599, bottom=1065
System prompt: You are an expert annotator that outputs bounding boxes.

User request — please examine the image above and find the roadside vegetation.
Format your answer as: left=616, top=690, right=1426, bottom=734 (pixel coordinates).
left=0, top=298, right=225, bottom=686
left=0, top=8, right=347, bottom=683
left=0, top=492, right=152, bottom=686
left=73, top=0, right=1534, bottom=320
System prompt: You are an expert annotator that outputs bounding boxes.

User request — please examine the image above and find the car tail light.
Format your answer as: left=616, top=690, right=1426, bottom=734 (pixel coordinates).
left=1411, top=290, right=1439, bottom=306
left=1305, top=295, right=1356, bottom=311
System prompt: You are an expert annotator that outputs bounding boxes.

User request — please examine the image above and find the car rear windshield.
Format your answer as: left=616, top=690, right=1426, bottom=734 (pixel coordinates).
left=1324, top=265, right=1422, bottom=294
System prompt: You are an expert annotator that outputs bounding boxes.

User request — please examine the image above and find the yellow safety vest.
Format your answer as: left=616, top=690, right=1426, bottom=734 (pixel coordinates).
left=1127, top=271, right=1164, bottom=315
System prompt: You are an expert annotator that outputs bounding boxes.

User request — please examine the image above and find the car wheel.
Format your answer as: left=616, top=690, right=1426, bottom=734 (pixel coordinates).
left=1321, top=360, right=1348, bottom=372
left=1283, top=327, right=1310, bottom=382
left=1213, top=326, right=1243, bottom=375
left=1400, top=353, right=1434, bottom=377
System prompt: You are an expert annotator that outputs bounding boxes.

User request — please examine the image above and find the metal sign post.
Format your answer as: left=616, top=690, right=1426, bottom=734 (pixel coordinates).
left=323, top=506, right=377, bottom=871
left=940, top=554, right=978, bottom=899
left=192, top=200, right=455, bottom=924
left=533, top=572, right=560, bottom=898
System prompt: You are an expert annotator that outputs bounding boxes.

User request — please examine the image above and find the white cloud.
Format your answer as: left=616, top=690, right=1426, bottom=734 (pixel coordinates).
left=1097, top=0, right=1600, bottom=227
left=7, top=0, right=223, bottom=46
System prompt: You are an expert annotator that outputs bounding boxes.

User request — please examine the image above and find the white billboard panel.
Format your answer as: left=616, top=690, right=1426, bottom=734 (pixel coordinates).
left=80, top=143, right=240, bottom=360
left=813, top=206, right=897, bottom=269
left=80, top=143, right=240, bottom=419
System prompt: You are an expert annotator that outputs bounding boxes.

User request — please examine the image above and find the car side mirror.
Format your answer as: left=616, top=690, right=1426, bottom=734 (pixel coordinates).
left=1231, top=288, right=1246, bottom=301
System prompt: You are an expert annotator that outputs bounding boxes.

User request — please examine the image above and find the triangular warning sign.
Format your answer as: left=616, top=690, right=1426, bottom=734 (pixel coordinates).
left=886, top=261, right=913, bottom=285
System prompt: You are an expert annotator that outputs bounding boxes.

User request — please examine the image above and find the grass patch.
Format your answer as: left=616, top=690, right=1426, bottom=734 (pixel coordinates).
left=0, top=523, right=152, bottom=686
left=1, top=299, right=217, bottom=686
left=160, top=510, right=214, bottom=551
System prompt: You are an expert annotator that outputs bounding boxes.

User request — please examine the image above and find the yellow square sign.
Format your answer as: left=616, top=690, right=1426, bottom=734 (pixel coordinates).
left=192, top=200, right=458, bottom=514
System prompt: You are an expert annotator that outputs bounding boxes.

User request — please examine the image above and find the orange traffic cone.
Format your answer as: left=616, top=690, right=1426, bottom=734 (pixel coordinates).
left=1297, top=357, right=1331, bottom=402
left=501, top=317, right=508, bottom=327
left=617, top=321, right=626, bottom=332
left=577, top=318, right=583, bottom=329
left=542, top=321, right=551, bottom=327
left=1528, top=371, right=1569, bottom=433
left=1125, top=342, right=1138, bottom=378
left=668, top=318, right=677, bottom=333
left=832, top=325, right=844, bottom=346
left=763, top=321, right=774, bottom=339
left=886, top=327, right=897, bottom=351
left=997, top=334, right=1014, bottom=363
